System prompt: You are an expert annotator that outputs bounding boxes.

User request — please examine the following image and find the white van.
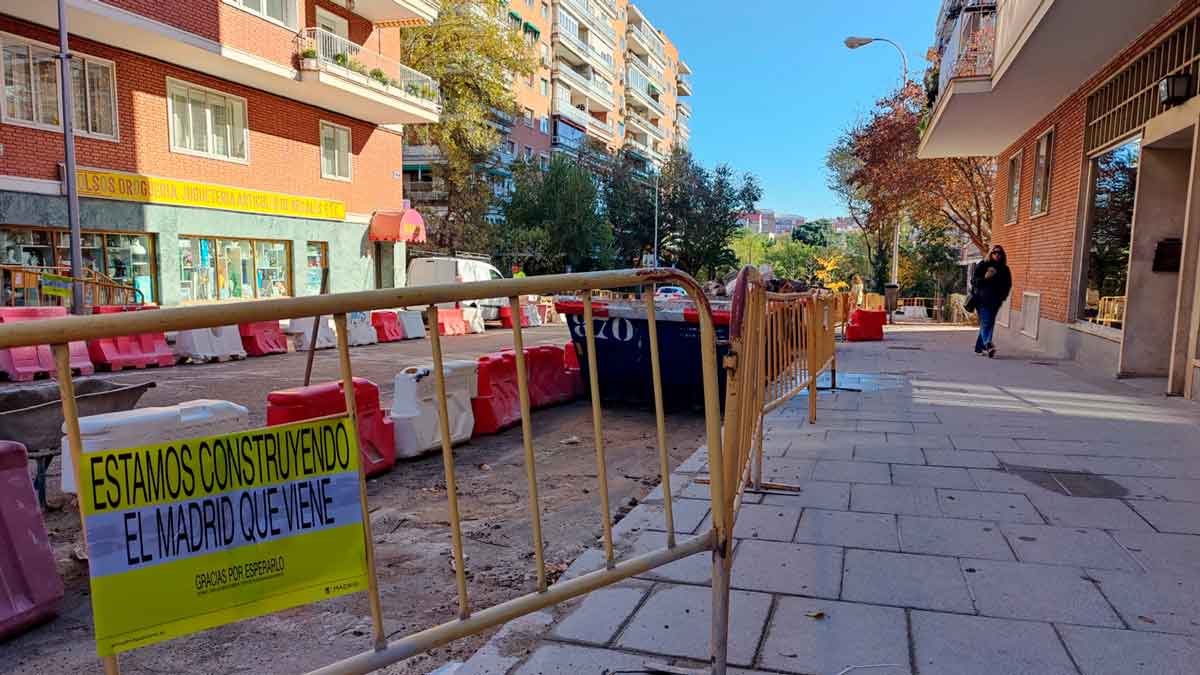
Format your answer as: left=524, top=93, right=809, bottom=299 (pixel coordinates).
left=406, top=257, right=507, bottom=318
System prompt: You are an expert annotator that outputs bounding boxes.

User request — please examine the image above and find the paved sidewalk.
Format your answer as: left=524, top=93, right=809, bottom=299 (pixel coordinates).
left=455, top=326, right=1200, bottom=675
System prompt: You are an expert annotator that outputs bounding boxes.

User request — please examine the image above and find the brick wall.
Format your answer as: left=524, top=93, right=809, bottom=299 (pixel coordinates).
left=0, top=16, right=404, bottom=215
left=992, top=0, right=1200, bottom=322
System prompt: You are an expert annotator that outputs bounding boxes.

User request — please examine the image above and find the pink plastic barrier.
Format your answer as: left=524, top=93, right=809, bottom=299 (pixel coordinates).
left=0, top=307, right=92, bottom=381
left=437, top=308, right=468, bottom=336
left=0, top=441, right=64, bottom=639
left=87, top=305, right=174, bottom=371
left=526, top=345, right=578, bottom=409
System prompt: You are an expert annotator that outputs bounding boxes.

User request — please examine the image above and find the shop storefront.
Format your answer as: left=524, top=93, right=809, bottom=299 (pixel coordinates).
left=0, top=168, right=415, bottom=308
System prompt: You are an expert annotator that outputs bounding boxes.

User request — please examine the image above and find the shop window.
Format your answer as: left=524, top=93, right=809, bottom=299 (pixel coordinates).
left=1, top=35, right=117, bottom=139
left=1005, top=152, right=1021, bottom=224
left=1080, top=138, right=1139, bottom=326
left=1032, top=129, right=1054, bottom=216
left=168, top=78, right=248, bottom=162
left=1, top=226, right=157, bottom=305
left=255, top=240, right=291, bottom=298
left=320, top=121, right=352, bottom=180
left=305, top=241, right=329, bottom=295
left=178, top=236, right=291, bottom=302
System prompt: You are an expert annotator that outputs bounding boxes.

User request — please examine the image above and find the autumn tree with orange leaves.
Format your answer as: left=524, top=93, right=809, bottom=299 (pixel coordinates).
left=829, top=82, right=994, bottom=278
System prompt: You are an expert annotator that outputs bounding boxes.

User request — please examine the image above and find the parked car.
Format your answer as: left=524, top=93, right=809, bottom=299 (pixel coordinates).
left=655, top=286, right=688, bottom=300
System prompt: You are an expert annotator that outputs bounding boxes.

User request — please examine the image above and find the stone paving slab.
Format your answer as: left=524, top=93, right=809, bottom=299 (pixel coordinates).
left=935, top=489, right=1044, bottom=523
left=1025, top=493, right=1151, bottom=530
left=850, top=484, right=942, bottom=516
left=1086, top=568, right=1200, bottom=635
left=960, top=558, right=1122, bottom=626
left=793, top=508, right=898, bottom=551
left=923, top=448, right=1001, bottom=468
left=731, top=539, right=842, bottom=598
left=897, top=515, right=1014, bottom=560
left=1058, top=624, right=1200, bottom=675
left=550, top=581, right=652, bottom=645
left=912, top=611, right=1078, bottom=675
left=730, top=503, right=801, bottom=541
left=841, top=549, right=974, bottom=612
left=615, top=585, right=771, bottom=666
left=1000, top=523, right=1141, bottom=570
left=758, top=597, right=910, bottom=675
left=853, top=445, right=926, bottom=464
left=892, top=464, right=975, bottom=489
left=759, top=482, right=850, bottom=510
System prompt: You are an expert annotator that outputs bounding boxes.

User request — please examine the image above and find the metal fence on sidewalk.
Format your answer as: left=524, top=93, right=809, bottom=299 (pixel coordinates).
left=0, top=266, right=840, bottom=675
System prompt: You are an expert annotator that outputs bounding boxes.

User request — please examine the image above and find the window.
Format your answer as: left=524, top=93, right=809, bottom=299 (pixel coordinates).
left=541, top=2, right=549, bottom=18
left=177, top=236, right=292, bottom=302
left=315, top=7, right=349, bottom=39
left=167, top=79, right=248, bottom=162
left=539, top=116, right=549, bottom=134
left=539, top=154, right=550, bottom=171
left=1, top=35, right=117, bottom=139
left=228, top=0, right=294, bottom=28
left=1079, top=138, right=1139, bottom=326
left=1005, top=152, right=1021, bottom=224
left=524, top=145, right=534, bottom=160
left=0, top=226, right=156, bottom=304
left=540, top=78, right=549, bottom=96
left=305, top=242, right=329, bottom=295
left=320, top=121, right=351, bottom=180
left=504, top=139, right=517, bottom=155
left=540, top=43, right=550, bottom=66
left=524, top=107, right=535, bottom=126
left=1031, top=129, right=1054, bottom=216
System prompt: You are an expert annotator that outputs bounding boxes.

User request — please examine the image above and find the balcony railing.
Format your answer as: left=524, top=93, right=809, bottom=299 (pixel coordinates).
left=555, top=64, right=613, bottom=103
left=678, top=101, right=692, bottom=117
left=937, top=6, right=996, bottom=95
left=299, top=28, right=440, bottom=106
left=626, top=109, right=663, bottom=139
left=627, top=22, right=665, bottom=60
left=554, top=17, right=615, bottom=75
left=588, top=115, right=614, bottom=137
left=561, top=0, right=616, bottom=41
left=554, top=97, right=591, bottom=127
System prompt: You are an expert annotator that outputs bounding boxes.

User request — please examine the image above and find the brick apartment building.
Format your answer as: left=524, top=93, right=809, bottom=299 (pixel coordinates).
left=402, top=0, right=693, bottom=223
left=0, top=0, right=440, bottom=307
left=922, top=0, right=1200, bottom=400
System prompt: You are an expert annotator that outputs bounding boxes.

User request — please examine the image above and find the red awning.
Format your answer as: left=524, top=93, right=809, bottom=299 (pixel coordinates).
left=369, top=209, right=427, bottom=243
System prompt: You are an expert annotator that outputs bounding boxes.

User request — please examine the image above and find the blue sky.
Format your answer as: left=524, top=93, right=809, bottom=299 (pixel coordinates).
left=637, top=0, right=942, bottom=219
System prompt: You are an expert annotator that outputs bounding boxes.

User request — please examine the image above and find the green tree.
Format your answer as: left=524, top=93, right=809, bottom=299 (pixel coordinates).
left=601, top=148, right=658, bottom=268
left=762, top=239, right=818, bottom=280
left=731, top=229, right=774, bottom=268
left=400, top=0, right=537, bottom=250
left=792, top=218, right=832, bottom=247
left=500, top=154, right=613, bottom=274
left=662, top=150, right=763, bottom=279
left=900, top=226, right=962, bottom=298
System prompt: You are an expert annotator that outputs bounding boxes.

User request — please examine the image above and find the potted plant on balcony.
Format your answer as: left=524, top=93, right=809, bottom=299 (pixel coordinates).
left=299, top=47, right=318, bottom=70
left=332, top=52, right=350, bottom=67
left=369, top=68, right=390, bottom=88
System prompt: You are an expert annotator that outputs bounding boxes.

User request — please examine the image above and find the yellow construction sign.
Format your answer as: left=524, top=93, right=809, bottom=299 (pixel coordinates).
left=80, top=417, right=368, bottom=656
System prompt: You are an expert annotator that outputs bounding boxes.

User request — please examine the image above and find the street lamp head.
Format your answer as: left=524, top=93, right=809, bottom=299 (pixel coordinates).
left=844, top=36, right=875, bottom=49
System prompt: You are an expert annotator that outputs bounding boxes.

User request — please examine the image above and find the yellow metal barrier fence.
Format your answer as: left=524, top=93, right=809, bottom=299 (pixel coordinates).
left=0, top=268, right=821, bottom=675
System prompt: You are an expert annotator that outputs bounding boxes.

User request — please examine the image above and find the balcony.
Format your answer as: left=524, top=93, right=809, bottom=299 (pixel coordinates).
left=677, top=74, right=693, bottom=97
left=560, top=0, right=616, bottom=43
left=298, top=28, right=441, bottom=124
left=920, top=0, right=1178, bottom=158
left=552, top=15, right=616, bottom=76
left=626, top=66, right=666, bottom=116
left=626, top=109, right=664, bottom=140
left=554, top=97, right=592, bottom=129
left=403, top=144, right=445, bottom=165
left=627, top=21, right=665, bottom=64
left=350, top=0, right=439, bottom=25
left=553, top=64, right=614, bottom=110
left=678, top=101, right=692, bottom=118
left=587, top=115, right=614, bottom=142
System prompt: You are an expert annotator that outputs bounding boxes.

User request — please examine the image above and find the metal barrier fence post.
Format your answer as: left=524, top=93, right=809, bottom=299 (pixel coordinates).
left=582, top=291, right=616, bottom=568
left=508, top=296, right=550, bottom=589
left=334, top=313, right=388, bottom=650
left=643, top=289, right=676, bottom=547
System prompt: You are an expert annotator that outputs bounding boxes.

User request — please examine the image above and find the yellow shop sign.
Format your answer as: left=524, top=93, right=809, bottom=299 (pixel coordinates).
left=74, top=168, right=346, bottom=221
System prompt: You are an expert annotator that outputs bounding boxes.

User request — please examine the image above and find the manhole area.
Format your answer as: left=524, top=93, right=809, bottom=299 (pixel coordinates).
left=1002, top=465, right=1130, bottom=498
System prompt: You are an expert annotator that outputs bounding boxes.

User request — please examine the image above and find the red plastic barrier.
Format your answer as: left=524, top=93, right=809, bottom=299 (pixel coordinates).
left=0, top=307, right=93, bottom=381
left=267, top=378, right=396, bottom=477
left=846, top=309, right=885, bottom=342
left=472, top=352, right=521, bottom=435
left=563, top=341, right=585, bottom=398
left=437, top=308, right=468, bottom=336
left=87, top=305, right=174, bottom=371
left=498, top=305, right=530, bottom=329
left=240, top=321, right=288, bottom=356
left=371, top=311, right=405, bottom=342
left=526, top=345, right=578, bottom=409
left=0, top=441, right=63, bottom=639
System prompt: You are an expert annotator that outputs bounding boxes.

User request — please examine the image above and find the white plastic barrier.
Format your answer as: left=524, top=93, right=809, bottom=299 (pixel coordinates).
left=462, top=307, right=486, bottom=334
left=61, top=399, right=249, bottom=493
left=398, top=310, right=426, bottom=340
left=391, top=360, right=478, bottom=459
left=345, top=311, right=379, bottom=346
left=174, top=325, right=246, bottom=363
left=288, top=316, right=336, bottom=351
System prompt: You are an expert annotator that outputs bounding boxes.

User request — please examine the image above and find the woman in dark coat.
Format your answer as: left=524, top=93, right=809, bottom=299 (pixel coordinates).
left=972, top=245, right=1013, bottom=358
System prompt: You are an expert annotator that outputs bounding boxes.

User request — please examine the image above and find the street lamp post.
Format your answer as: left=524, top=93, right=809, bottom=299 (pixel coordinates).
left=845, top=35, right=908, bottom=318
left=57, top=0, right=85, bottom=314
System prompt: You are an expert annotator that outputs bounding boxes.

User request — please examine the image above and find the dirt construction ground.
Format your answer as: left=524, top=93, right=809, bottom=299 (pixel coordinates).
left=0, top=324, right=711, bottom=675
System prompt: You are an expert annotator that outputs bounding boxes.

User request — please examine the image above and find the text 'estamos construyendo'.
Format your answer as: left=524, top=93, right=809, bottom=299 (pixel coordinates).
left=80, top=418, right=361, bottom=570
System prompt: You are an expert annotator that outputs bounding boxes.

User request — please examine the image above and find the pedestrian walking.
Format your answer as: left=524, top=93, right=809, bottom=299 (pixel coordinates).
left=970, top=245, right=1012, bottom=358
